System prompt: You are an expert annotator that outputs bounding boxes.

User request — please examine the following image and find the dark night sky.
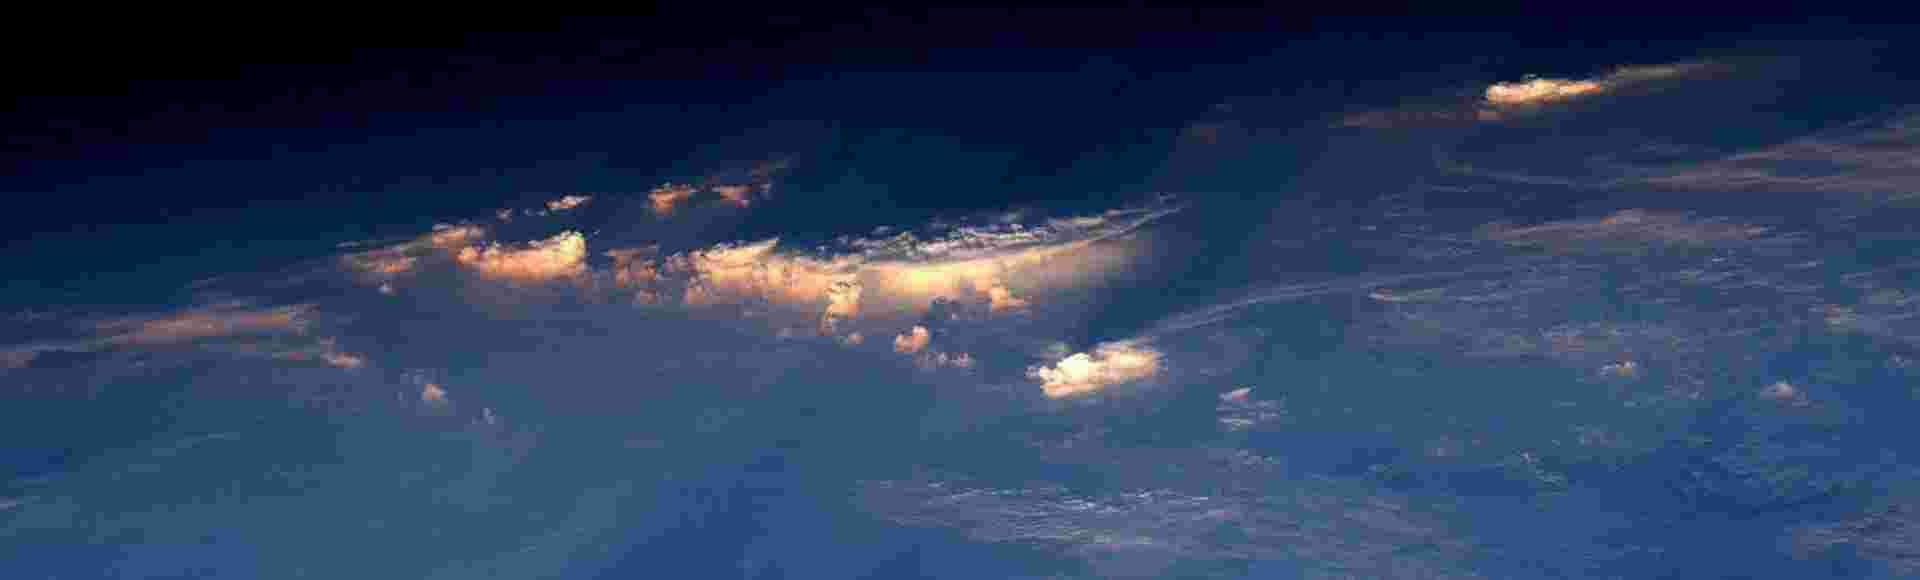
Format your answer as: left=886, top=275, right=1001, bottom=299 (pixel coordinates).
left=0, top=11, right=1903, bottom=305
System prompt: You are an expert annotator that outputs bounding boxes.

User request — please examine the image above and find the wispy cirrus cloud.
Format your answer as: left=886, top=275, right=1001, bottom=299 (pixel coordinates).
left=453, top=231, right=589, bottom=283
left=1479, top=209, right=1779, bottom=250
left=94, top=302, right=316, bottom=346
left=1338, top=61, right=1721, bottom=128
left=1638, top=107, right=1920, bottom=197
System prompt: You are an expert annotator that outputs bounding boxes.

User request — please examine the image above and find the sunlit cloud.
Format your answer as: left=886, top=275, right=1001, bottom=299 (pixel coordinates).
left=648, top=183, right=699, bottom=216
left=820, top=280, right=862, bottom=334
left=422, top=382, right=450, bottom=406
left=322, top=350, right=367, bottom=370
left=96, top=302, right=315, bottom=346
left=711, top=185, right=755, bottom=208
left=1339, top=61, right=1719, bottom=128
left=1028, top=340, right=1163, bottom=398
left=453, top=231, right=589, bottom=283
left=893, top=325, right=931, bottom=354
left=339, top=223, right=490, bottom=286
left=1480, top=209, right=1775, bottom=249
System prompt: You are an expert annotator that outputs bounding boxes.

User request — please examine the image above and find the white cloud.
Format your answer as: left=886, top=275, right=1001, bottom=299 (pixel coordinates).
left=1028, top=340, right=1163, bottom=398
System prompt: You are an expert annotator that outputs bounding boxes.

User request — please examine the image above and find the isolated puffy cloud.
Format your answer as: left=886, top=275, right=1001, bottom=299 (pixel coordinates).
left=421, top=382, right=450, bottom=406
left=893, top=325, right=931, bottom=354
left=339, top=223, right=490, bottom=286
left=1028, top=340, right=1163, bottom=398
left=710, top=184, right=755, bottom=208
left=647, top=183, right=699, bottom=216
left=597, top=200, right=1177, bottom=342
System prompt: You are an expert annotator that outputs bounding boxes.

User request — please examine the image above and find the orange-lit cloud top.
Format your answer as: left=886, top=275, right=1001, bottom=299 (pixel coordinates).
left=95, top=302, right=316, bottom=345
left=1482, top=62, right=1714, bottom=109
left=704, top=157, right=790, bottom=208
left=603, top=201, right=1178, bottom=337
left=711, top=185, right=756, bottom=208
left=894, top=325, right=932, bottom=354
left=648, top=183, right=699, bottom=216
left=1027, top=340, right=1163, bottom=398
left=454, top=231, right=589, bottom=283
left=339, top=223, right=490, bottom=285
left=421, top=382, right=450, bottom=406
left=1339, top=61, right=1717, bottom=128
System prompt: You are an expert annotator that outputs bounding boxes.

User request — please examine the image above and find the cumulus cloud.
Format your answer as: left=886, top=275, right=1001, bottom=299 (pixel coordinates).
left=893, top=325, right=931, bottom=354
left=819, top=280, right=862, bottom=334
left=321, top=350, right=367, bottom=370
left=598, top=200, right=1177, bottom=340
left=421, top=382, right=450, bottom=406
left=1027, top=340, right=1163, bottom=398
left=454, top=231, right=589, bottom=283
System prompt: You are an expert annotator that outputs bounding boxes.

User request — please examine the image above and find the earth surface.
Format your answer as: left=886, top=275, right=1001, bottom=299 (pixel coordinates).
left=6, top=23, right=1920, bottom=579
